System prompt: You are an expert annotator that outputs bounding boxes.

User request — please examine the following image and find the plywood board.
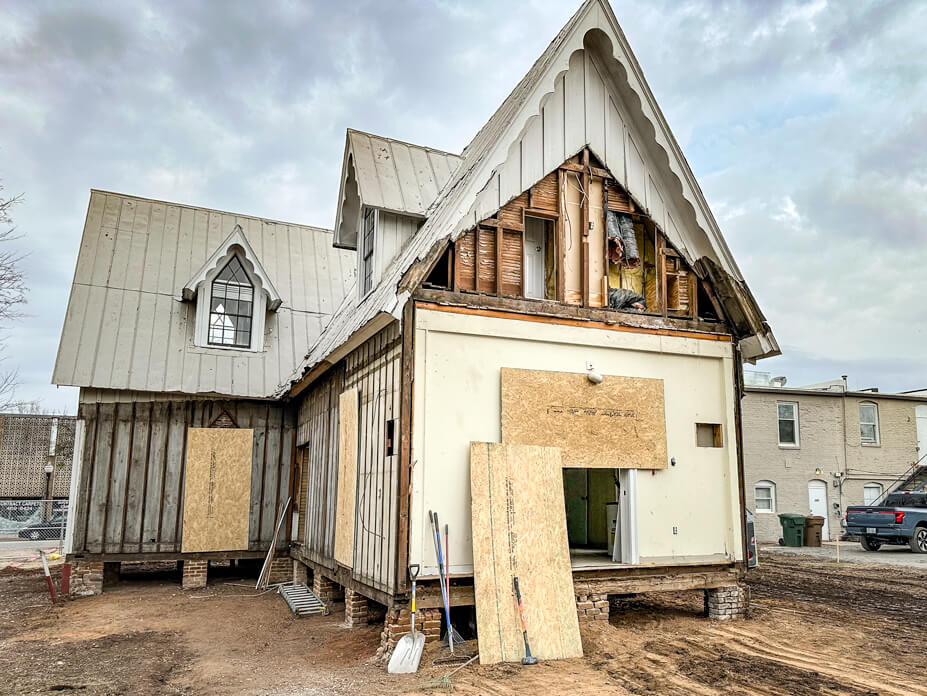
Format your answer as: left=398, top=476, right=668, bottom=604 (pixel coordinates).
left=501, top=368, right=668, bottom=469
left=181, top=428, right=253, bottom=553
left=470, top=442, right=582, bottom=664
left=333, top=388, right=358, bottom=568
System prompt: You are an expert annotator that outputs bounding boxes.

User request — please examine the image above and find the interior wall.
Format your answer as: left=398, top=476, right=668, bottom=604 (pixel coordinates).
left=410, top=306, right=742, bottom=578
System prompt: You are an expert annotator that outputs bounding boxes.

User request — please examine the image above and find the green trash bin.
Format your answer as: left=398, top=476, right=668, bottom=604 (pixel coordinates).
left=778, top=513, right=806, bottom=547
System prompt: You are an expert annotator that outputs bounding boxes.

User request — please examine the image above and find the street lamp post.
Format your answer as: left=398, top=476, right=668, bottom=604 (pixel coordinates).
left=43, top=462, right=53, bottom=522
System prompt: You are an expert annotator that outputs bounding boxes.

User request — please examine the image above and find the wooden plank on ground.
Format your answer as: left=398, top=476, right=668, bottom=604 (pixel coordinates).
left=334, top=388, right=358, bottom=568
left=181, top=428, right=253, bottom=553
left=501, top=368, right=668, bottom=469
left=470, top=442, right=582, bottom=665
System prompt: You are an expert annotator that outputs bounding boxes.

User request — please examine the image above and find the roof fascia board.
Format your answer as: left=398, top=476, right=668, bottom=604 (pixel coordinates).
left=745, top=386, right=927, bottom=403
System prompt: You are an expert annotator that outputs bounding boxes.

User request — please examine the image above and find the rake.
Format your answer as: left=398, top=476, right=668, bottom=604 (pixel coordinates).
left=420, top=653, right=479, bottom=692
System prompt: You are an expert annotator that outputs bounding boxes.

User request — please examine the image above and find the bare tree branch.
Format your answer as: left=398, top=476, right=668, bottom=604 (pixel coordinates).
left=0, top=179, right=30, bottom=411
left=0, top=181, right=26, bottom=324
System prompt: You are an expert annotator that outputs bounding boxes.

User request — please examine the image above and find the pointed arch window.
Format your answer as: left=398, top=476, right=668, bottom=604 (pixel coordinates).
left=208, top=256, right=254, bottom=348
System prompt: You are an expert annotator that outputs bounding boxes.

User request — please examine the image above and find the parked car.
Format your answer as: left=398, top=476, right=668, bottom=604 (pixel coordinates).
left=745, top=509, right=758, bottom=568
left=846, top=491, right=927, bottom=553
left=17, top=513, right=66, bottom=541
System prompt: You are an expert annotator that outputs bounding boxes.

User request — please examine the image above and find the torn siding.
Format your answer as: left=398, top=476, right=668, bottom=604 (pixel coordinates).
left=53, top=191, right=356, bottom=398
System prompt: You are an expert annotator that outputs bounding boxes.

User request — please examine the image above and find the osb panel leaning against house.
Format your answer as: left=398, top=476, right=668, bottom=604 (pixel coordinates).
left=470, top=442, right=582, bottom=664
left=181, top=428, right=253, bottom=552
left=501, top=368, right=668, bottom=469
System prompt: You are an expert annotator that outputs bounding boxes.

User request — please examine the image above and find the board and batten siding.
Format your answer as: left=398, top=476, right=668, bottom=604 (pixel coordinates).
left=70, top=396, right=295, bottom=555
left=296, top=322, right=402, bottom=596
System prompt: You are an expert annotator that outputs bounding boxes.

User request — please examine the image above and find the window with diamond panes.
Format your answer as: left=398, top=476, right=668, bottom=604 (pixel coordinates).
left=208, top=256, right=254, bottom=348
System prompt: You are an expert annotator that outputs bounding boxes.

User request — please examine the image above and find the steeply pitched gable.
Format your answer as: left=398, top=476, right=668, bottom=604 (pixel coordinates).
left=280, top=0, right=778, bottom=395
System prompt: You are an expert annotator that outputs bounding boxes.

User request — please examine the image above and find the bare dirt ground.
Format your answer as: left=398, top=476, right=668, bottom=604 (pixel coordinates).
left=1, top=554, right=925, bottom=695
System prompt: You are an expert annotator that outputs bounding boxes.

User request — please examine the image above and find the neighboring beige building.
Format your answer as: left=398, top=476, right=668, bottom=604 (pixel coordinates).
left=743, top=374, right=927, bottom=543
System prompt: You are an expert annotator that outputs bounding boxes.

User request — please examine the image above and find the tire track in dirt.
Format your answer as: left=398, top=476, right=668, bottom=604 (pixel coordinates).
left=703, top=625, right=921, bottom=696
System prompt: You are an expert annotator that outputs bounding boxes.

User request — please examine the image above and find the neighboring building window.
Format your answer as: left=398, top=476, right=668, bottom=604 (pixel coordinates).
left=859, top=402, right=880, bottom=444
left=361, top=207, right=376, bottom=296
left=777, top=401, right=799, bottom=447
left=208, top=256, right=254, bottom=348
left=863, top=482, right=883, bottom=506
left=754, top=481, right=776, bottom=513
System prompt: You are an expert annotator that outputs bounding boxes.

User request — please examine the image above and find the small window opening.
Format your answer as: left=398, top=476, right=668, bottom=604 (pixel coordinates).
left=361, top=208, right=376, bottom=296
left=696, top=423, right=723, bottom=448
left=697, top=281, right=719, bottom=321
left=208, top=256, right=253, bottom=348
left=424, top=245, right=453, bottom=290
left=385, top=419, right=396, bottom=457
left=524, top=216, right=555, bottom=300
left=777, top=401, right=799, bottom=447
left=859, top=402, right=880, bottom=445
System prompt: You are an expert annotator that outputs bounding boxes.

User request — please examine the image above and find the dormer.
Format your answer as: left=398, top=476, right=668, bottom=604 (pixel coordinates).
left=182, top=225, right=281, bottom=352
left=332, top=129, right=462, bottom=298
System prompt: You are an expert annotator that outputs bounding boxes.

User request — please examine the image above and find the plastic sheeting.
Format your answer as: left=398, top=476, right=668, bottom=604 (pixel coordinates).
left=607, top=210, right=639, bottom=264
left=608, top=287, right=646, bottom=311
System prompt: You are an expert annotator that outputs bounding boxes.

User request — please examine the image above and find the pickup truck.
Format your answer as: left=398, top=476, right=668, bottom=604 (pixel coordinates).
left=846, top=491, right=927, bottom=553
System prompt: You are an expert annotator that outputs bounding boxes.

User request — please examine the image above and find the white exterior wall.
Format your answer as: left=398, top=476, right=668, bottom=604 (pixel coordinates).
left=410, top=307, right=743, bottom=579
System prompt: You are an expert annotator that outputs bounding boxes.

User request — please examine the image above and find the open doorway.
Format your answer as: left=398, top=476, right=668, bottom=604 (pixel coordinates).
left=563, top=468, right=638, bottom=568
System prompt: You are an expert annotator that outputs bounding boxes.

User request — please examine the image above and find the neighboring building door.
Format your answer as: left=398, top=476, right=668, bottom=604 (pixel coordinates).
left=808, top=480, right=829, bottom=541
left=917, top=405, right=927, bottom=464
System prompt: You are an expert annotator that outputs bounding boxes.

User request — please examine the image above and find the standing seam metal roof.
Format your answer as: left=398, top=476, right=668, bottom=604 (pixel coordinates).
left=53, top=190, right=356, bottom=398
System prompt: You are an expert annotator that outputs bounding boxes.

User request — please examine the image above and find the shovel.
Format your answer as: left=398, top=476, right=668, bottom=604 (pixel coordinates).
left=388, top=565, right=425, bottom=674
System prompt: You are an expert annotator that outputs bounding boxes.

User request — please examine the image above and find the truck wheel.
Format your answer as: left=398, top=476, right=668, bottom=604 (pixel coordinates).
left=909, top=527, right=927, bottom=554
left=860, top=536, right=882, bottom=551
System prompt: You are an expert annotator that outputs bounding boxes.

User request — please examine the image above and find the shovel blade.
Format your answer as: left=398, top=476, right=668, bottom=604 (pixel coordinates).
left=387, top=632, right=426, bottom=674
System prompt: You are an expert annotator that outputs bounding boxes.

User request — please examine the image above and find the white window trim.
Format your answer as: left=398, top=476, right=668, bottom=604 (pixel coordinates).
left=754, top=480, right=776, bottom=513
left=358, top=207, right=378, bottom=300
left=182, top=226, right=281, bottom=354
left=777, top=400, right=800, bottom=448
left=859, top=401, right=881, bottom=446
left=863, top=482, right=884, bottom=506
left=193, top=249, right=267, bottom=352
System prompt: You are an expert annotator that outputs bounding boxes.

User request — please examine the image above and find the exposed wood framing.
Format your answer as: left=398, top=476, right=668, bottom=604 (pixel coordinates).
left=412, top=292, right=731, bottom=342
left=445, top=150, right=708, bottom=323
left=395, top=300, right=415, bottom=593
left=581, top=148, right=591, bottom=307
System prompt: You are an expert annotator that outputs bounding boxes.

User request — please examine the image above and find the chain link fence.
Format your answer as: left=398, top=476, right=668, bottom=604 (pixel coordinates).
left=0, top=499, right=69, bottom=564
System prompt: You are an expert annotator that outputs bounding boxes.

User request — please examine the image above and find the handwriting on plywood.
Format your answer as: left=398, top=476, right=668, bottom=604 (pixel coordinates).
left=181, top=428, right=253, bottom=553
left=501, top=368, right=668, bottom=469
left=470, top=442, right=582, bottom=664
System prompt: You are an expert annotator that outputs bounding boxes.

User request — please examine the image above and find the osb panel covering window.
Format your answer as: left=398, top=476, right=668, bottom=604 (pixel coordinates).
left=181, top=428, right=253, bottom=552
left=501, top=368, right=668, bottom=469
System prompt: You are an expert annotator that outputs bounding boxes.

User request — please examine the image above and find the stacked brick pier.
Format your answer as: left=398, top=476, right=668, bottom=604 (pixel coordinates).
left=69, top=561, right=104, bottom=596
left=576, top=592, right=610, bottom=622
left=266, top=556, right=291, bottom=584
left=344, top=589, right=369, bottom=627
left=376, top=607, right=442, bottom=661
left=705, top=584, right=748, bottom=620
left=182, top=560, right=208, bottom=589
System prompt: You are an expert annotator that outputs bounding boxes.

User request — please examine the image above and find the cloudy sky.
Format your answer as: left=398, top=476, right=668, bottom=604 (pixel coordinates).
left=1, top=0, right=926, bottom=412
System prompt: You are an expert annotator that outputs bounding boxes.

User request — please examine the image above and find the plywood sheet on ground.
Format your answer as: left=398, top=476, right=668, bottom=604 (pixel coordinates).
left=470, top=442, right=582, bottom=664
left=181, top=428, right=253, bottom=552
left=333, top=388, right=358, bottom=568
left=501, top=368, right=668, bottom=469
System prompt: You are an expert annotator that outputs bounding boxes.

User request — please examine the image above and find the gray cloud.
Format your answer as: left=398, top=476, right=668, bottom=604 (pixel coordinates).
left=1, top=0, right=925, bottom=412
